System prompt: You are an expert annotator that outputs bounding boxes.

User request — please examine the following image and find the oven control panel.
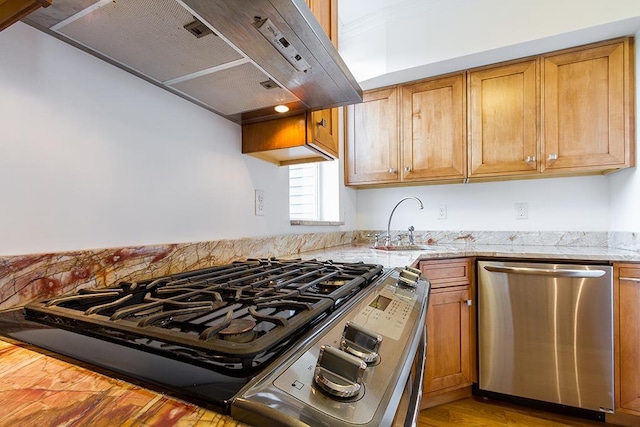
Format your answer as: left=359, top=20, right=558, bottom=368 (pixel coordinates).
left=269, top=267, right=429, bottom=425
left=351, top=287, right=412, bottom=340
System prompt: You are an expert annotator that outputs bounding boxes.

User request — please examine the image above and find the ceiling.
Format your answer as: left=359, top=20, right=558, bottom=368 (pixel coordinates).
left=337, top=0, right=640, bottom=89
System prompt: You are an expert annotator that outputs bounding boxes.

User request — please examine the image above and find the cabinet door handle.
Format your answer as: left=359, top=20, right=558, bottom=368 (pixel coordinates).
left=620, top=277, right=640, bottom=283
left=525, top=155, right=536, bottom=164
left=404, top=166, right=411, bottom=172
left=316, top=118, right=327, bottom=128
left=389, top=168, right=397, bottom=174
left=462, top=299, right=472, bottom=306
left=548, top=153, right=558, bottom=161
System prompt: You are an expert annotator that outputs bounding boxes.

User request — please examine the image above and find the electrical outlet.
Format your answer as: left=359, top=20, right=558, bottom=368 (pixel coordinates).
left=515, top=202, right=528, bottom=220
left=255, top=190, right=265, bottom=216
left=438, top=205, right=447, bottom=220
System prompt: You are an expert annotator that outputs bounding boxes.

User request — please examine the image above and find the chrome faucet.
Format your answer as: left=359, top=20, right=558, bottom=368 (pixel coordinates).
left=385, top=197, right=424, bottom=246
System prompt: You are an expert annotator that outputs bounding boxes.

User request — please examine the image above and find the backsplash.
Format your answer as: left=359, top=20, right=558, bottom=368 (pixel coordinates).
left=609, top=231, right=640, bottom=251
left=357, top=230, right=612, bottom=247
left=1, top=230, right=638, bottom=310
left=0, top=232, right=356, bottom=310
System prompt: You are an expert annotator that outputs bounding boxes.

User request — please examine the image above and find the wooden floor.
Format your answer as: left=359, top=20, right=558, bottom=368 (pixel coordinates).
left=418, top=397, right=617, bottom=426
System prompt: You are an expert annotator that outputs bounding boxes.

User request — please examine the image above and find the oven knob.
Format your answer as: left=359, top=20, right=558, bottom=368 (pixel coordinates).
left=314, top=345, right=366, bottom=398
left=340, top=321, right=383, bottom=363
left=398, top=266, right=421, bottom=288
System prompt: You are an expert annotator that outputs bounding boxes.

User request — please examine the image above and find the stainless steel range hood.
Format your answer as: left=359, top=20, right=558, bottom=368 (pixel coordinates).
left=23, top=0, right=362, bottom=124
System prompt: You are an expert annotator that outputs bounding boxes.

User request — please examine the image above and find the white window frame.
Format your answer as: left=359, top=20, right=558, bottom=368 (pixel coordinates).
left=289, top=160, right=340, bottom=224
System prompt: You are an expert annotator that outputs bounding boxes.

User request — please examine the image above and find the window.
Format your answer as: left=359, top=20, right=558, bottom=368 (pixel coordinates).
left=289, top=161, right=339, bottom=222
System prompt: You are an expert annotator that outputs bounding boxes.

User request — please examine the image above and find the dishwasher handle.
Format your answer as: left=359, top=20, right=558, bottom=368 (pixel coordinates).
left=483, top=265, right=606, bottom=278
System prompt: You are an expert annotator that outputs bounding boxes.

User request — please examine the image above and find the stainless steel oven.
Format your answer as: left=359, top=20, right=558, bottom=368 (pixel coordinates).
left=0, top=258, right=430, bottom=426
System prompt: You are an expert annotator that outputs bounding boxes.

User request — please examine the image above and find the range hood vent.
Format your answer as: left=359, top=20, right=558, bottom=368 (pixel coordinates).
left=23, top=0, right=362, bottom=124
left=184, top=18, right=214, bottom=39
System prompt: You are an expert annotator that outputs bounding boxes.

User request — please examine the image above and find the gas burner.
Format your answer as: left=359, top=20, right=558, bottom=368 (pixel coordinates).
left=218, top=319, right=257, bottom=343
left=317, top=279, right=348, bottom=291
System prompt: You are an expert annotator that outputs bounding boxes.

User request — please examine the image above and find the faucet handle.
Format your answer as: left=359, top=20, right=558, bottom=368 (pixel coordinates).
left=408, top=226, right=415, bottom=245
left=367, top=233, right=381, bottom=247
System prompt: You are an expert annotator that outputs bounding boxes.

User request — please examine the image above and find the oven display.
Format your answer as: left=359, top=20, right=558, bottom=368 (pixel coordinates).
left=369, top=295, right=392, bottom=311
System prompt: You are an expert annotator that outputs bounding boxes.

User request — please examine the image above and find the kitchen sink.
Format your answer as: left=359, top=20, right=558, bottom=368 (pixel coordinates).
left=373, top=245, right=437, bottom=251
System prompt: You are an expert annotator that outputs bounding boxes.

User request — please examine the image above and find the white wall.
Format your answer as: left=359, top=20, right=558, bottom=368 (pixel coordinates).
left=356, top=176, right=611, bottom=232
left=340, top=0, right=640, bottom=88
left=0, top=23, right=354, bottom=256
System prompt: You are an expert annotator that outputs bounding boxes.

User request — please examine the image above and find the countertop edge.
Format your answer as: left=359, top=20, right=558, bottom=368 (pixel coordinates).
left=295, top=243, right=640, bottom=268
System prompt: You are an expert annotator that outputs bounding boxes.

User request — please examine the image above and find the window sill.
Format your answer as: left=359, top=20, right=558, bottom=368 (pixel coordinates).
left=290, top=220, right=345, bottom=226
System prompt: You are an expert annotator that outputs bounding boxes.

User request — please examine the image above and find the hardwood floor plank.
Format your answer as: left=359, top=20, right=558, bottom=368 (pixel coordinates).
left=418, top=397, right=614, bottom=427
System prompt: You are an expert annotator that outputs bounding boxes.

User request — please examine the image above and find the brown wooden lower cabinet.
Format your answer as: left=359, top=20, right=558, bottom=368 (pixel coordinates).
left=419, top=258, right=476, bottom=408
left=616, top=263, right=640, bottom=414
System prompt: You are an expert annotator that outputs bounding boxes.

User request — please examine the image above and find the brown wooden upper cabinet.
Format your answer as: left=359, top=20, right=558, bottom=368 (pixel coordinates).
left=241, top=0, right=339, bottom=166
left=345, top=87, right=400, bottom=185
left=402, top=73, right=467, bottom=183
left=242, top=111, right=338, bottom=166
left=0, top=0, right=51, bottom=32
left=346, top=37, right=635, bottom=186
left=345, top=74, right=466, bottom=186
left=307, top=0, right=337, bottom=46
left=542, top=38, right=634, bottom=174
left=468, top=58, right=539, bottom=179
left=305, top=0, right=339, bottom=160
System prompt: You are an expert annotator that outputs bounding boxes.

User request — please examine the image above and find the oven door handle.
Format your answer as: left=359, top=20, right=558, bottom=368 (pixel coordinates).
left=403, top=326, right=427, bottom=427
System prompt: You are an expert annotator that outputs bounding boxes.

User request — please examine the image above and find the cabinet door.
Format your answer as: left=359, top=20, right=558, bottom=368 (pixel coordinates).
left=419, top=258, right=475, bottom=407
left=402, top=73, right=466, bottom=182
left=423, top=286, right=472, bottom=395
left=542, top=39, right=633, bottom=173
left=306, top=0, right=339, bottom=159
left=308, top=109, right=339, bottom=158
left=345, top=87, right=400, bottom=185
left=306, top=0, right=337, bottom=46
left=1, top=0, right=51, bottom=32
left=617, top=264, right=640, bottom=413
left=468, top=58, right=539, bottom=178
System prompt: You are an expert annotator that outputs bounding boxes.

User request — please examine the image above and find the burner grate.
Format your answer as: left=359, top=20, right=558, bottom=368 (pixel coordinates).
left=24, top=259, right=383, bottom=372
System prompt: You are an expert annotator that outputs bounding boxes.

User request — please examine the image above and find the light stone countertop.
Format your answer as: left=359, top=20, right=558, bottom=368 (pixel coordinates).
left=295, top=243, right=640, bottom=269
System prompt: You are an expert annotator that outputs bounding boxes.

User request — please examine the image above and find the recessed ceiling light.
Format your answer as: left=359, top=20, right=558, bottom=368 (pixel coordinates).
left=275, top=105, right=289, bottom=113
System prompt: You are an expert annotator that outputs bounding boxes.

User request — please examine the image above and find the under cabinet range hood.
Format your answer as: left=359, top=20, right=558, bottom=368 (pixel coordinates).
left=22, top=0, right=362, bottom=124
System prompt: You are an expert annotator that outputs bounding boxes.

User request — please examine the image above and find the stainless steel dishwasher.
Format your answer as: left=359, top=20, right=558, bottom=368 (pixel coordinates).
left=477, top=260, right=614, bottom=415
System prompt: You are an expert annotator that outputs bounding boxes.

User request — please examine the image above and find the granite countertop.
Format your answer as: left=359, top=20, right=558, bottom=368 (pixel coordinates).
left=294, top=242, right=640, bottom=268
left=0, top=338, right=248, bottom=427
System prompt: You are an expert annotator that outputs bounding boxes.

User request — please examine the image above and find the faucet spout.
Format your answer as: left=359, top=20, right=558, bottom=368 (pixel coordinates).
left=385, top=197, right=424, bottom=246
